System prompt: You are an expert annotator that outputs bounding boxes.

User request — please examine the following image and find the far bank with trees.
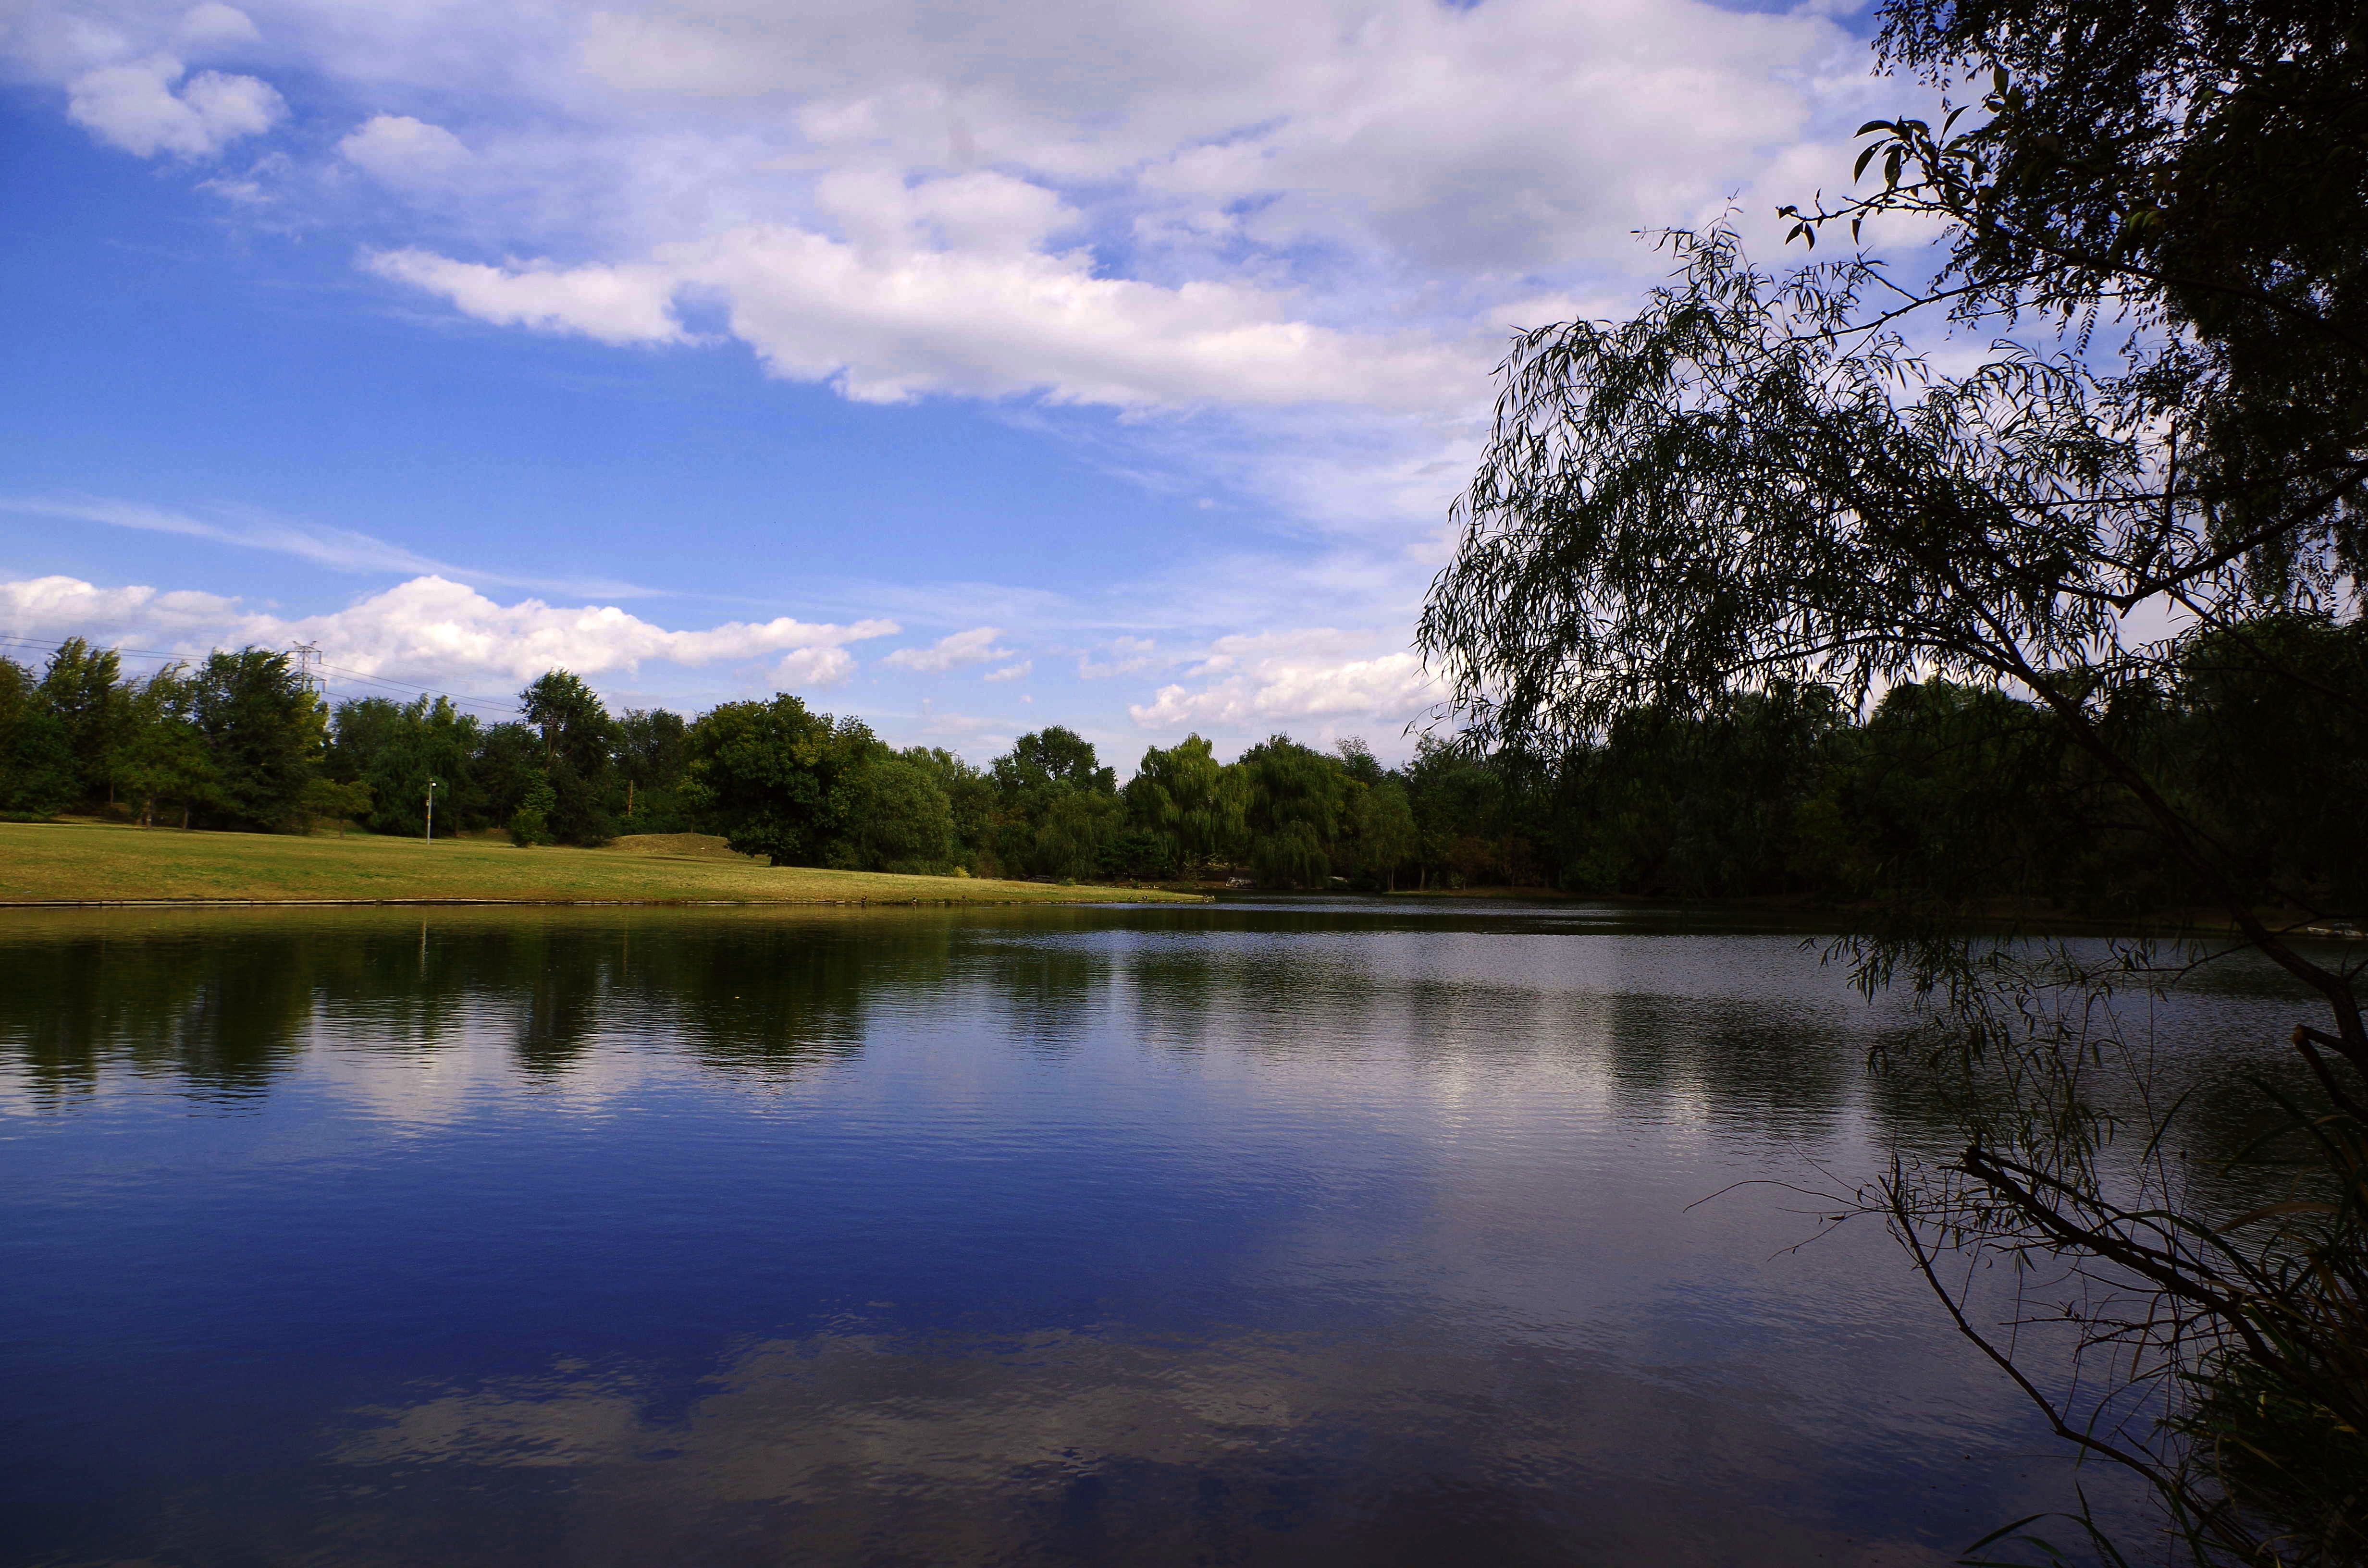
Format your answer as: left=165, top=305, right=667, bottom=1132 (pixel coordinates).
left=5, top=626, right=2364, bottom=919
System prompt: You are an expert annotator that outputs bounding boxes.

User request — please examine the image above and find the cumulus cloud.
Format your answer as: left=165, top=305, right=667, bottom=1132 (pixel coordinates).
left=367, top=216, right=1476, bottom=409
left=774, top=646, right=857, bottom=688
left=569, top=0, right=1850, bottom=273
left=0, top=573, right=246, bottom=644
left=7, top=0, right=1889, bottom=427
left=0, top=573, right=897, bottom=686
left=66, top=54, right=282, bottom=158
left=340, top=114, right=475, bottom=188
left=0, top=0, right=1908, bottom=744
left=1128, top=629, right=1435, bottom=734
left=883, top=625, right=1013, bottom=673
left=364, top=250, right=690, bottom=347
left=176, top=4, right=259, bottom=49
left=982, top=660, right=1030, bottom=683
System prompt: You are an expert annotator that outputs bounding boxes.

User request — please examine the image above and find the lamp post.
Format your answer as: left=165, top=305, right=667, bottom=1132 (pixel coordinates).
left=424, top=778, right=440, bottom=844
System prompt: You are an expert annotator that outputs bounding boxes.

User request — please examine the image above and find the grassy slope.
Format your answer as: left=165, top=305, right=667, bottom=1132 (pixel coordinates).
left=0, top=822, right=1205, bottom=906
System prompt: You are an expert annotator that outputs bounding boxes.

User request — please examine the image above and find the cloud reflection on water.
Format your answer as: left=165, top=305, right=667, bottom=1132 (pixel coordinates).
left=0, top=901, right=2274, bottom=1565
left=331, top=1324, right=1961, bottom=1568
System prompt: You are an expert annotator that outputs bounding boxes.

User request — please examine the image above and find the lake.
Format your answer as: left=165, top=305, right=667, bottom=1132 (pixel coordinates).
left=0, top=899, right=2304, bottom=1566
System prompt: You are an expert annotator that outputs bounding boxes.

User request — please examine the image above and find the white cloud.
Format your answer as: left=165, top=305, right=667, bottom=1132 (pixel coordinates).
left=566, top=0, right=1850, bottom=275
left=1078, top=637, right=1160, bottom=679
left=340, top=115, right=475, bottom=189
left=66, top=54, right=281, bottom=158
left=882, top=625, right=1013, bottom=673
left=0, top=495, right=649, bottom=597
left=0, top=0, right=1913, bottom=748
left=368, top=217, right=1477, bottom=410
left=982, top=660, right=1030, bottom=683
left=1127, top=629, right=1435, bottom=736
left=364, top=250, right=690, bottom=347
left=0, top=574, right=246, bottom=643
left=7, top=0, right=1872, bottom=414
left=0, top=573, right=897, bottom=687
left=176, top=4, right=258, bottom=49
left=774, top=646, right=857, bottom=688
left=0, top=0, right=1904, bottom=454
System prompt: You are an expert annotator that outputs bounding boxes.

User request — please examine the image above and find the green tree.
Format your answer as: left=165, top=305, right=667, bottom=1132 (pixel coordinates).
left=900, top=746, right=998, bottom=871
left=1549, top=685, right=1843, bottom=899
left=1786, top=0, right=2368, bottom=591
left=616, top=707, right=691, bottom=829
left=993, top=726, right=1115, bottom=796
left=990, top=727, right=1120, bottom=878
left=1348, top=780, right=1417, bottom=890
left=473, top=722, right=545, bottom=835
left=1032, top=788, right=1124, bottom=881
left=0, top=655, right=74, bottom=817
left=299, top=776, right=373, bottom=834
left=1124, top=734, right=1246, bottom=875
left=519, top=670, right=618, bottom=845
left=2171, top=614, right=2368, bottom=918
left=837, top=754, right=958, bottom=873
left=1237, top=735, right=1347, bottom=888
left=1823, top=680, right=2090, bottom=914
left=508, top=775, right=556, bottom=847
left=1401, top=736, right=1515, bottom=889
left=113, top=665, right=218, bottom=829
left=37, top=637, right=129, bottom=808
left=1332, top=736, right=1386, bottom=787
left=1420, top=0, right=2368, bottom=1543
left=332, top=696, right=484, bottom=838
left=326, top=696, right=406, bottom=784
left=188, top=649, right=324, bottom=831
left=683, top=695, right=880, bottom=867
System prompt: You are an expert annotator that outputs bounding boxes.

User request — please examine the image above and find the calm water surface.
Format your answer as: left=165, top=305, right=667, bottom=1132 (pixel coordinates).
left=0, top=899, right=2308, bottom=1566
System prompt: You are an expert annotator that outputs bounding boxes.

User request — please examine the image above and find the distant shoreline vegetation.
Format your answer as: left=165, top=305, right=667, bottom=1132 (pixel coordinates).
left=3, top=624, right=2360, bottom=916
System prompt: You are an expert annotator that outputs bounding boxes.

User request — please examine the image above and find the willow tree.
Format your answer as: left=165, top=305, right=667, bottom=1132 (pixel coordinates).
left=1421, top=0, right=2367, bottom=1558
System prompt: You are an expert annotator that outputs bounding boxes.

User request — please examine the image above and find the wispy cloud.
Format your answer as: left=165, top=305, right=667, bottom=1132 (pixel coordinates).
left=883, top=625, right=1016, bottom=673
left=0, top=496, right=656, bottom=598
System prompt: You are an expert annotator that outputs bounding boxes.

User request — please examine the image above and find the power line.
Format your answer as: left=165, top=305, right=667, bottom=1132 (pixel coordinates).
left=0, top=631, right=193, bottom=665
left=314, top=661, right=513, bottom=711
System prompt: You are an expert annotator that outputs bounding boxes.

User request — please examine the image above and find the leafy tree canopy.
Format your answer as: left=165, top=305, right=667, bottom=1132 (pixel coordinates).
left=683, top=695, right=880, bottom=867
left=188, top=649, right=324, bottom=832
left=1417, top=1, right=2368, bottom=1556
left=992, top=726, right=1115, bottom=798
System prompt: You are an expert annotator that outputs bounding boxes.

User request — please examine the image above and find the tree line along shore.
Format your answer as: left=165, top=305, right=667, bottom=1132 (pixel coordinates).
left=3, top=620, right=2362, bottom=921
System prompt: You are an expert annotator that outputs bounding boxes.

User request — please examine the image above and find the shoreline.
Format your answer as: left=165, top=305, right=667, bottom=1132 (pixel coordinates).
left=0, top=896, right=1195, bottom=909
left=0, top=821, right=1209, bottom=909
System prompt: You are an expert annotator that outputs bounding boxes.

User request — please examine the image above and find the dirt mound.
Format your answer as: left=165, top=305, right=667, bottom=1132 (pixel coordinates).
left=604, top=833, right=757, bottom=861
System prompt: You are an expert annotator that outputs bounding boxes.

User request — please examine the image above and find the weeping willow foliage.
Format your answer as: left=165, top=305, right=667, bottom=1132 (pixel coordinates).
left=1420, top=225, right=2368, bottom=1565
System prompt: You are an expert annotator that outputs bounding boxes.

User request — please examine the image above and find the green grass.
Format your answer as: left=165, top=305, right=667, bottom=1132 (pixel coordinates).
left=0, top=821, right=1207, bottom=907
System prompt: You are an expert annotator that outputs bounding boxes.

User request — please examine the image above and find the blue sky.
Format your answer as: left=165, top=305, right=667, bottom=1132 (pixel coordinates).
left=0, top=0, right=1892, bottom=765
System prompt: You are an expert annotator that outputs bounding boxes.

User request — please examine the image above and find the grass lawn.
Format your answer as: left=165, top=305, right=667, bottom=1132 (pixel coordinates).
left=0, top=822, right=1206, bottom=907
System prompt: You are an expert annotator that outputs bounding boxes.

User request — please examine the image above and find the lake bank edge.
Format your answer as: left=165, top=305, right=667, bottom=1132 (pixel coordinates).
left=0, top=821, right=1211, bottom=908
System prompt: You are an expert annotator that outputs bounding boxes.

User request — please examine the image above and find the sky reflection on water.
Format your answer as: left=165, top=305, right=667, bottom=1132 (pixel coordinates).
left=0, top=901, right=2300, bottom=1566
